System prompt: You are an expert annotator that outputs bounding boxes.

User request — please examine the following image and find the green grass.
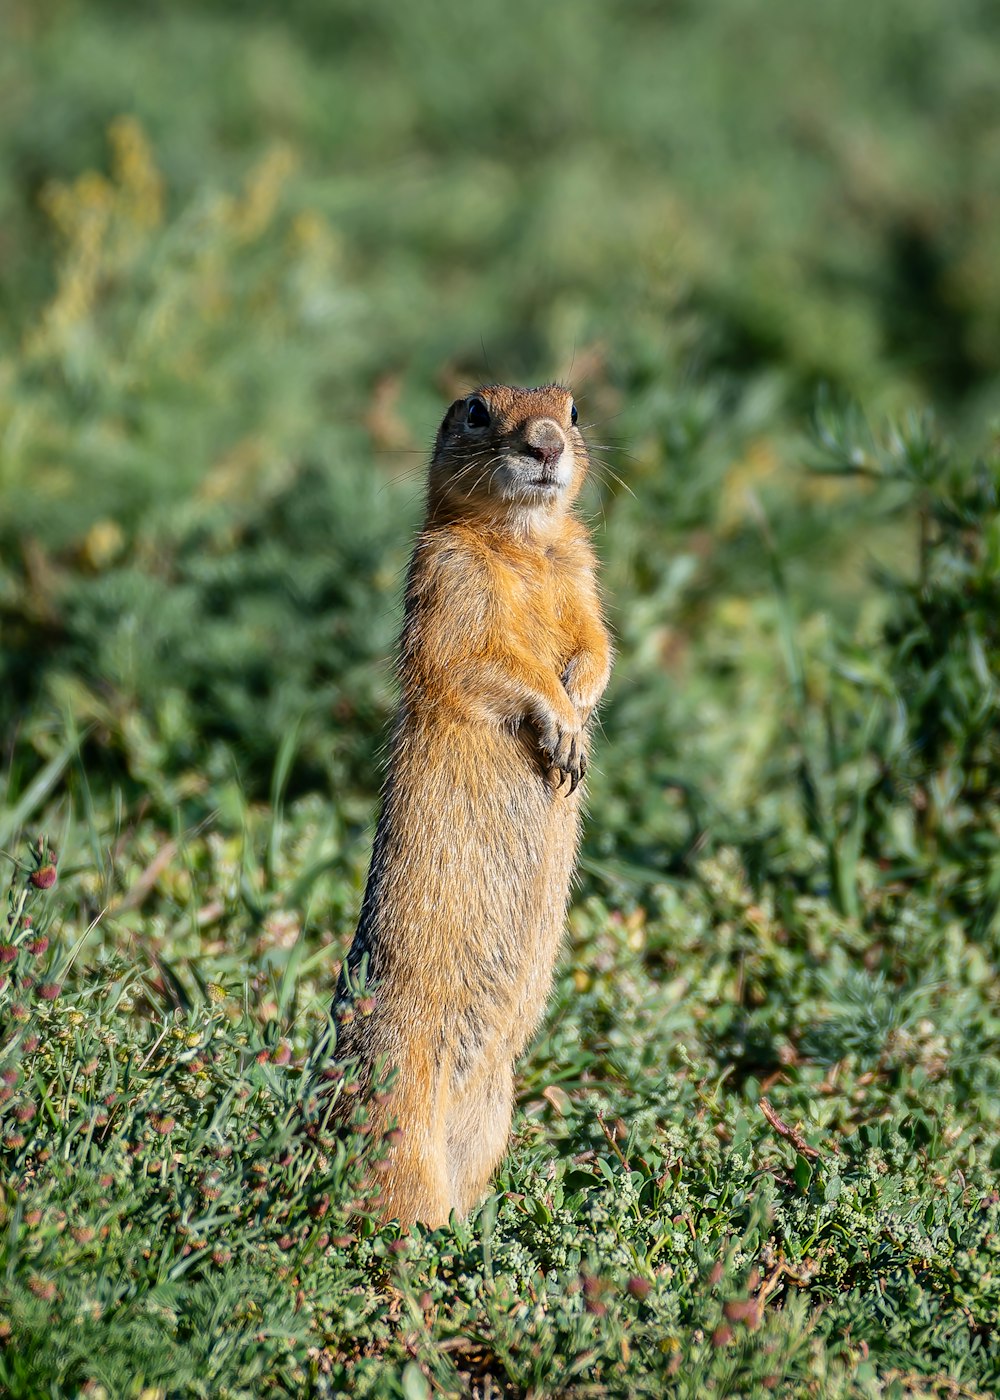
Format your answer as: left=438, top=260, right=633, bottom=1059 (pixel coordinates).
left=1, top=2, right=1000, bottom=1395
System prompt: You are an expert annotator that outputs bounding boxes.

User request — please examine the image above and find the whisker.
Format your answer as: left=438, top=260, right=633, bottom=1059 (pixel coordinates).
left=583, top=442, right=639, bottom=463
left=580, top=408, right=631, bottom=432
left=377, top=464, right=431, bottom=493
left=587, top=456, right=636, bottom=501
left=454, top=453, right=505, bottom=498
left=486, top=459, right=509, bottom=496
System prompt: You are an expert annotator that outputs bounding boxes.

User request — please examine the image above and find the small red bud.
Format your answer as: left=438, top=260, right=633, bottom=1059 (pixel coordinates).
left=723, top=1298, right=762, bottom=1330
left=30, top=866, right=58, bottom=890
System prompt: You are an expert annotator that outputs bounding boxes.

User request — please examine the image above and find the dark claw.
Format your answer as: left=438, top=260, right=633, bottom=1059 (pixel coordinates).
left=566, top=737, right=581, bottom=793
left=537, top=722, right=588, bottom=795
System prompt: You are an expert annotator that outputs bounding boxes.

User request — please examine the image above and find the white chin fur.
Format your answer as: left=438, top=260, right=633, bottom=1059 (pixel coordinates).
left=497, top=450, right=572, bottom=504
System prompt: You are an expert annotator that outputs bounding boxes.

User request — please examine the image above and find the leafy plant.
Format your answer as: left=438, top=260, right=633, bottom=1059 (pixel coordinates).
left=0, top=6, right=999, bottom=1393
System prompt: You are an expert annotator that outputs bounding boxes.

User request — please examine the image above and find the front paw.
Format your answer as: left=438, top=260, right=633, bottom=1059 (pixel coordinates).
left=537, top=719, right=588, bottom=794
left=560, top=655, right=610, bottom=726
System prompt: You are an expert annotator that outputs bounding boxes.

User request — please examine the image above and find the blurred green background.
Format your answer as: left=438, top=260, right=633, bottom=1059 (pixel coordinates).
left=3, top=0, right=999, bottom=830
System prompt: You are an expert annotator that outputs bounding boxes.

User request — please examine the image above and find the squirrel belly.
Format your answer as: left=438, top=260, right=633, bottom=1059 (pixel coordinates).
left=332, top=384, right=611, bottom=1228
left=342, top=706, right=580, bottom=1079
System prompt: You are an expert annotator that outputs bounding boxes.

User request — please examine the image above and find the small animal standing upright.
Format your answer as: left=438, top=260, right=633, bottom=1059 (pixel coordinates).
left=335, top=383, right=612, bottom=1227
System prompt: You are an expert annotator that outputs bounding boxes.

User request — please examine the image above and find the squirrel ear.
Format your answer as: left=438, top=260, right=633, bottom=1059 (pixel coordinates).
left=437, top=398, right=465, bottom=440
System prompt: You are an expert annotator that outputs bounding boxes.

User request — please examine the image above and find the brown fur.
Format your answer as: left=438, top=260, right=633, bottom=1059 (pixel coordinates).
left=333, top=384, right=611, bottom=1227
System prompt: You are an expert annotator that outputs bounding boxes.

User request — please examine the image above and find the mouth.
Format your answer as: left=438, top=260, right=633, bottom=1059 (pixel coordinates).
left=497, top=453, right=571, bottom=503
left=523, top=461, right=567, bottom=490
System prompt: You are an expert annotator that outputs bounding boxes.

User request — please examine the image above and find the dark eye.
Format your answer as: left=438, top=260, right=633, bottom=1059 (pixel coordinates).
left=570, top=402, right=578, bottom=426
left=466, top=397, right=491, bottom=429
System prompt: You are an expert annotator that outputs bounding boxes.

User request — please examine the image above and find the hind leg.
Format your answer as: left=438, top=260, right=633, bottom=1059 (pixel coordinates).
left=367, top=1055, right=453, bottom=1228
left=445, top=1061, right=515, bottom=1218
left=376, top=1129, right=452, bottom=1228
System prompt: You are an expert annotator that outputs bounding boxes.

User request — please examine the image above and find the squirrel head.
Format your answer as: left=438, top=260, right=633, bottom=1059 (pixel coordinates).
left=428, top=384, right=588, bottom=532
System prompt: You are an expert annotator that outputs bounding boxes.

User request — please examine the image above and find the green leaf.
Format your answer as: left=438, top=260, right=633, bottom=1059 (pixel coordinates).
left=793, top=1154, right=813, bottom=1193
left=401, top=1362, right=431, bottom=1400
left=564, top=1169, right=603, bottom=1193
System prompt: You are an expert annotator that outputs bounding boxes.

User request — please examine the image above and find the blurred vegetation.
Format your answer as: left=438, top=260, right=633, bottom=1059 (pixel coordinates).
left=1, top=1, right=999, bottom=1396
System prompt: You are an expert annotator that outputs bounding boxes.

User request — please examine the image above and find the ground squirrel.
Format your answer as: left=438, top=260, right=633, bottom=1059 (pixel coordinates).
left=334, top=383, right=611, bottom=1228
